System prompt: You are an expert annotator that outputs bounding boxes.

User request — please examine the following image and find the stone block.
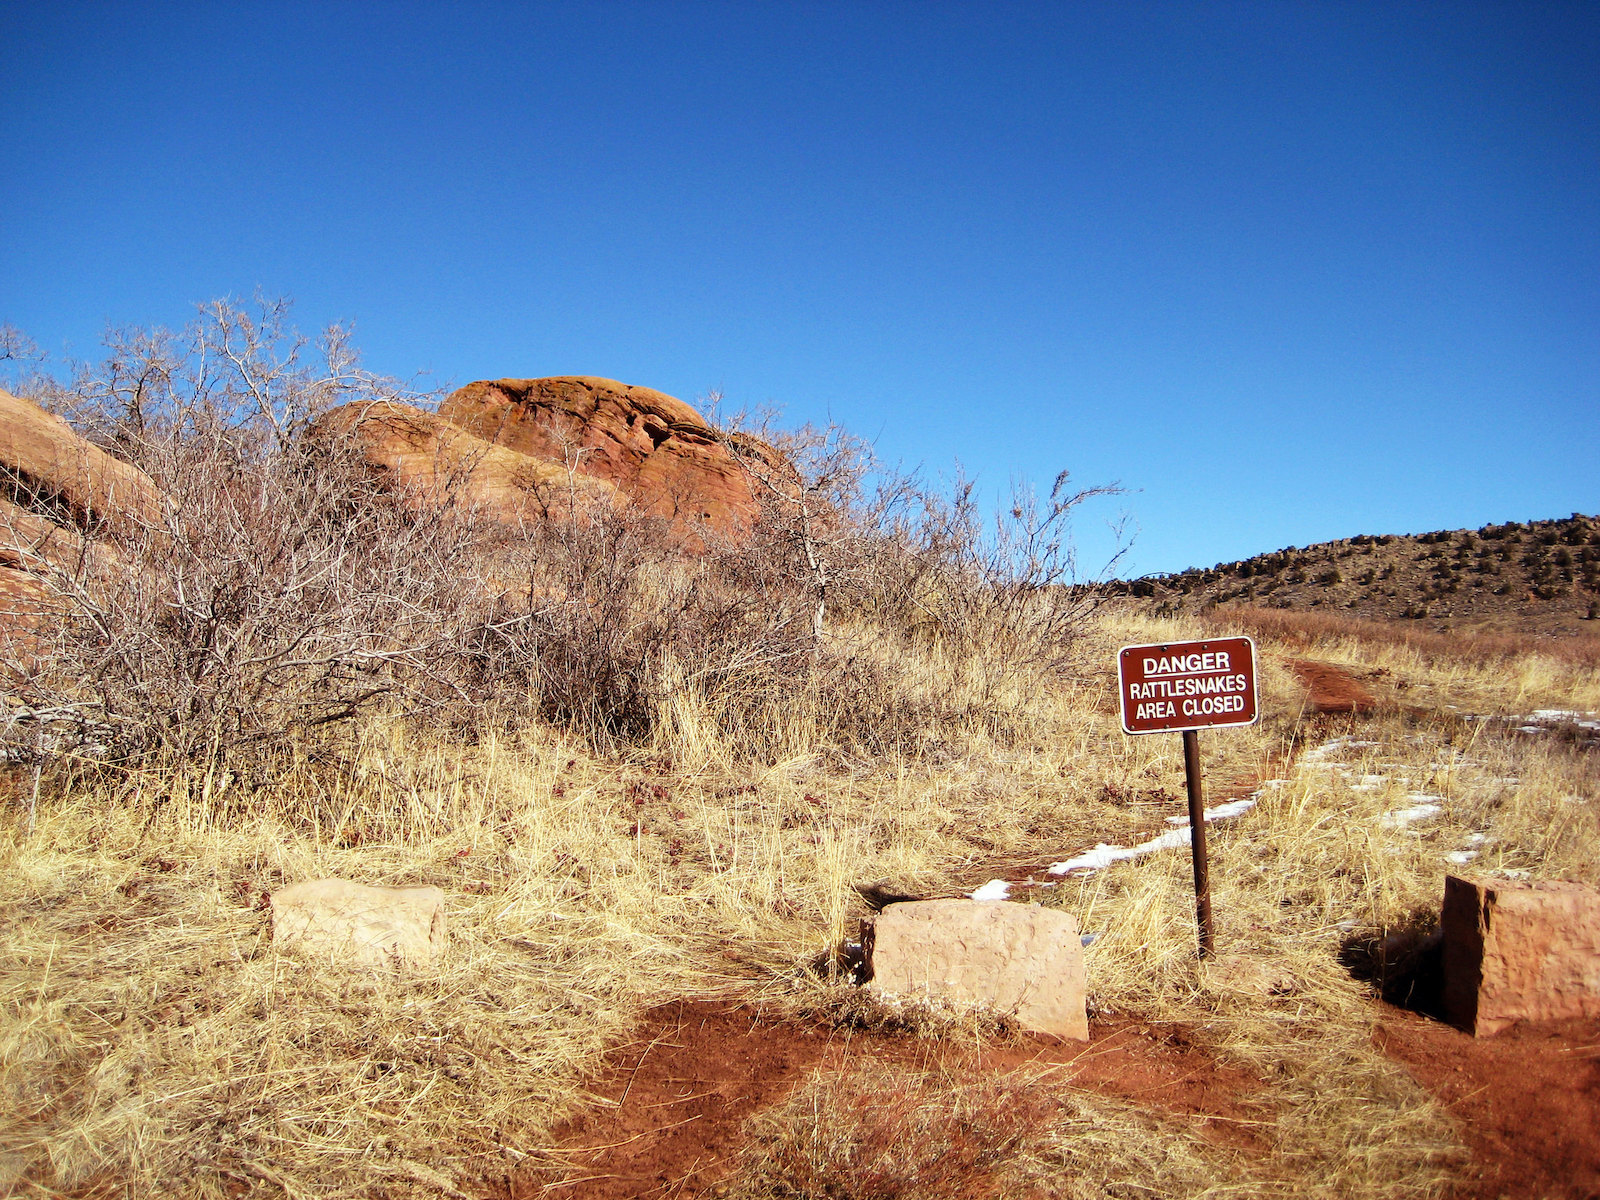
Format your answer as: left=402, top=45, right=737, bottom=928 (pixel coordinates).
left=1441, top=874, right=1600, bottom=1036
left=270, top=878, right=447, bottom=969
left=867, top=899, right=1088, bottom=1040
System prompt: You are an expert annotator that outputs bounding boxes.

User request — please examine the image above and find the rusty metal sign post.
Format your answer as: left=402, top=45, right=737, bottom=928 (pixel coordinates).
left=1117, top=637, right=1259, bottom=958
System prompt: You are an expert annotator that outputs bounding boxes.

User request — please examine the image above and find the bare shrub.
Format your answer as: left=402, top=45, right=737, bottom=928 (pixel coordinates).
left=1, top=299, right=493, bottom=770
left=721, top=407, right=1126, bottom=697
left=458, top=406, right=1127, bottom=759
left=3, top=301, right=1124, bottom=773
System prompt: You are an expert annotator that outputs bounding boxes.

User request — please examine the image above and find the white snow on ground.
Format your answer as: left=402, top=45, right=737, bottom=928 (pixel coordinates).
left=1163, top=797, right=1258, bottom=825
left=1301, top=737, right=1379, bottom=764
left=1036, top=728, right=1484, bottom=881
left=1473, top=709, right=1599, bottom=739
left=1529, top=709, right=1600, bottom=730
left=986, top=711, right=1553, bottom=894
left=1042, top=739, right=1361, bottom=880
left=1049, top=821, right=1220, bottom=877
left=1380, top=798, right=1443, bottom=828
left=1047, top=841, right=1147, bottom=876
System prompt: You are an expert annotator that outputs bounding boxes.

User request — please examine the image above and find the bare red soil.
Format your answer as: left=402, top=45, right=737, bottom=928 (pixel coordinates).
left=1376, top=1012, right=1600, bottom=1200
left=507, top=1001, right=1266, bottom=1198
left=504, top=1000, right=1600, bottom=1200
left=1289, top=657, right=1378, bottom=713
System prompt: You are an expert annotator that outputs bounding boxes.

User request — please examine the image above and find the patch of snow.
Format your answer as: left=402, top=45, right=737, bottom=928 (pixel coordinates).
left=1302, top=737, right=1379, bottom=763
left=1530, top=709, right=1600, bottom=730
left=1202, top=797, right=1257, bottom=821
left=1445, top=850, right=1478, bottom=865
left=1048, top=842, right=1142, bottom=875
left=970, top=879, right=1011, bottom=901
left=1380, top=799, right=1442, bottom=828
left=1164, top=797, right=1258, bottom=825
left=1055, top=794, right=1268, bottom=877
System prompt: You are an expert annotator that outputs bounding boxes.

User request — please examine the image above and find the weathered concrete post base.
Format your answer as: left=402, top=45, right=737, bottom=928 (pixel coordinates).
left=270, top=879, right=447, bottom=969
left=1441, top=873, right=1600, bottom=1036
left=867, top=899, right=1088, bottom=1040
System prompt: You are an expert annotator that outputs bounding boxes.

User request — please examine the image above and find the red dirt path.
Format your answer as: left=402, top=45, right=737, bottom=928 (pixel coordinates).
left=1289, top=657, right=1379, bottom=713
left=510, top=1001, right=1600, bottom=1200
left=509, top=1001, right=1266, bottom=1198
left=1377, top=1012, right=1600, bottom=1200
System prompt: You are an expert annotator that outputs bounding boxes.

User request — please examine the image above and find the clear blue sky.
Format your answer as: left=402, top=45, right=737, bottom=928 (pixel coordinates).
left=4, top=2, right=1595, bottom=576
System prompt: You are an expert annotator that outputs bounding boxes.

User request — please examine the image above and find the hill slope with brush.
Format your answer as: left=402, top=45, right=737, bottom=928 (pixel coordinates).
left=1126, top=513, right=1600, bottom=638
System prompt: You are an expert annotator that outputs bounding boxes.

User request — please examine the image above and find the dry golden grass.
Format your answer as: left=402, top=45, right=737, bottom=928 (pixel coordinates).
left=1202, top=602, right=1600, bottom=670
left=3, top=604, right=1597, bottom=1197
left=733, top=1062, right=1259, bottom=1200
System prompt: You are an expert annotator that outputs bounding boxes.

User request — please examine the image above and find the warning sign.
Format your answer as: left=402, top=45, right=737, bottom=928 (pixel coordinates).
left=1117, top=637, right=1258, bottom=735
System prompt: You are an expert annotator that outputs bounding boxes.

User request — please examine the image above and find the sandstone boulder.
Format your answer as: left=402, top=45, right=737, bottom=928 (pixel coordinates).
left=0, top=391, right=164, bottom=666
left=0, top=565, right=54, bottom=633
left=439, top=377, right=779, bottom=536
left=0, top=388, right=163, bottom=534
left=312, top=399, right=621, bottom=524
left=1441, top=873, right=1600, bottom=1036
left=0, top=496, right=90, bottom=576
left=270, top=878, right=447, bottom=969
left=867, top=899, right=1088, bottom=1039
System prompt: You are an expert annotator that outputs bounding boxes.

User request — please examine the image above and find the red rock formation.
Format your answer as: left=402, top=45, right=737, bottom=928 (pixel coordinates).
left=0, top=496, right=89, bottom=576
left=0, top=389, right=166, bottom=667
left=311, top=399, right=620, bottom=523
left=439, top=377, right=778, bottom=536
left=0, top=387, right=164, bottom=534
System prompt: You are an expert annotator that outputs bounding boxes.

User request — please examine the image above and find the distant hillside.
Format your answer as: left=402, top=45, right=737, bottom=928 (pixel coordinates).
left=1121, top=513, right=1600, bottom=637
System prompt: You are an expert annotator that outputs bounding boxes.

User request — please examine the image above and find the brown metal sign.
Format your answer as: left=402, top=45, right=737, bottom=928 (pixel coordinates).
left=1117, top=637, right=1258, bottom=735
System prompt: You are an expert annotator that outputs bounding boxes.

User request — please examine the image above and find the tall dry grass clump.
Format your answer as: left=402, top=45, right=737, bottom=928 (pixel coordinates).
left=733, top=1062, right=1257, bottom=1200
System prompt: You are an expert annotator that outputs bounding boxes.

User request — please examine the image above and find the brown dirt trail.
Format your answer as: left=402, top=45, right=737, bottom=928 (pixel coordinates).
left=506, top=1001, right=1267, bottom=1199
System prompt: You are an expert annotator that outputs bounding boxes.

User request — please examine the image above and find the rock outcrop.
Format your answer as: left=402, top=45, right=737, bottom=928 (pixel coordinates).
left=867, top=899, right=1089, bottom=1040
left=439, top=377, right=776, bottom=536
left=0, top=565, right=54, bottom=635
left=311, top=399, right=620, bottom=523
left=1441, top=873, right=1600, bottom=1036
left=0, top=389, right=164, bottom=661
left=0, top=388, right=163, bottom=534
left=270, top=878, right=447, bottom=969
